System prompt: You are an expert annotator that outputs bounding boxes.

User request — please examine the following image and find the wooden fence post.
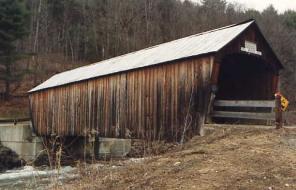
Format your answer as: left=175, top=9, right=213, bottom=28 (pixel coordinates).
left=206, top=92, right=216, bottom=124
left=275, top=95, right=283, bottom=129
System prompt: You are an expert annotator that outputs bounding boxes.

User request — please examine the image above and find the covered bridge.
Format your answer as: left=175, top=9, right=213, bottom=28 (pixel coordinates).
left=29, top=19, right=283, bottom=142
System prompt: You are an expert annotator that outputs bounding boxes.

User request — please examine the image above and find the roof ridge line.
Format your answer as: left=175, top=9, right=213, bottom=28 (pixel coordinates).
left=102, top=19, right=255, bottom=61
left=30, top=19, right=256, bottom=92
left=53, top=19, right=255, bottom=77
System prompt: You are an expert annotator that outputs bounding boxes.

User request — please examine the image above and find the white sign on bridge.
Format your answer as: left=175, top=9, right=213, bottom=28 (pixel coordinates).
left=241, top=41, right=262, bottom=56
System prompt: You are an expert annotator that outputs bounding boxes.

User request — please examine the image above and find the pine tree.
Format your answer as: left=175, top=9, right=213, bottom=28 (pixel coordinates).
left=0, top=0, right=29, bottom=99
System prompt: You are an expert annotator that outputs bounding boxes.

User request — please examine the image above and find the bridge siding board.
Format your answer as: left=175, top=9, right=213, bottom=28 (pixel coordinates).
left=29, top=56, right=214, bottom=141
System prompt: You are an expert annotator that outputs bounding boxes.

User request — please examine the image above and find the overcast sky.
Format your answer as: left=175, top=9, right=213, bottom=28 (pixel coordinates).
left=195, top=0, right=296, bottom=13
left=228, top=0, right=296, bottom=12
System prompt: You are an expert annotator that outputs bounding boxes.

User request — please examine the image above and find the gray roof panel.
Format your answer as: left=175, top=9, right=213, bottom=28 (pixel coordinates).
left=30, top=20, right=254, bottom=92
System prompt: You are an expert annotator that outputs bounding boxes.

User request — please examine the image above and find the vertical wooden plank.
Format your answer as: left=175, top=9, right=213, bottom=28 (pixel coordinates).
left=29, top=56, right=216, bottom=141
left=275, top=94, right=283, bottom=129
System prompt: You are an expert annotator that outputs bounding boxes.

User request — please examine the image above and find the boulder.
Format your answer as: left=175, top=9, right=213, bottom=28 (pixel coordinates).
left=0, top=144, right=26, bottom=172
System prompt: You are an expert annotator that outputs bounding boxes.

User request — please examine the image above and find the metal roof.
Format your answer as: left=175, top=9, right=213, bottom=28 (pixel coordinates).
left=30, top=20, right=255, bottom=92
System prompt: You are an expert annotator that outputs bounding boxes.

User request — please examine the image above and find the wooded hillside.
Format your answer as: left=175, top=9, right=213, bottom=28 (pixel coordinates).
left=1, top=0, right=296, bottom=116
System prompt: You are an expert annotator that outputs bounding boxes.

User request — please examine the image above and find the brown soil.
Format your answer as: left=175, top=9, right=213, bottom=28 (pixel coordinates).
left=57, top=125, right=296, bottom=190
left=0, top=56, right=88, bottom=118
left=285, top=111, right=296, bottom=126
left=0, top=97, right=30, bottom=118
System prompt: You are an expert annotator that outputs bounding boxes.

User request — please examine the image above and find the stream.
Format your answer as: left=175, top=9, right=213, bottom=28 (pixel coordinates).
left=0, top=166, right=77, bottom=189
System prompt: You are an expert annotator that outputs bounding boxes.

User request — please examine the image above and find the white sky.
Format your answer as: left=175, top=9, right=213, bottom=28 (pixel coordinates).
left=194, top=0, right=296, bottom=13
left=227, top=0, right=296, bottom=13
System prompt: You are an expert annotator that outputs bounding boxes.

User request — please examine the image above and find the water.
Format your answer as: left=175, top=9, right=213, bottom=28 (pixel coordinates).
left=0, top=166, right=77, bottom=190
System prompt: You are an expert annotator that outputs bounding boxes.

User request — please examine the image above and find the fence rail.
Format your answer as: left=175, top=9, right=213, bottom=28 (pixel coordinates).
left=212, top=111, right=275, bottom=120
left=211, top=97, right=282, bottom=128
left=0, top=117, right=31, bottom=124
left=213, top=100, right=276, bottom=108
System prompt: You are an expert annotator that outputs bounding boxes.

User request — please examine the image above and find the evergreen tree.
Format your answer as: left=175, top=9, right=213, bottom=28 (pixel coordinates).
left=283, top=10, right=296, bottom=29
left=0, top=0, right=29, bottom=99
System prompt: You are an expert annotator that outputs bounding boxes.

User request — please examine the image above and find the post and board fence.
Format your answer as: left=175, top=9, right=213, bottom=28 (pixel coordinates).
left=211, top=95, right=284, bottom=129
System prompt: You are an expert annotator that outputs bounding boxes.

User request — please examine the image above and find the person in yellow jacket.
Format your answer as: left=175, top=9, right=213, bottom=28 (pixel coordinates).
left=275, top=92, right=289, bottom=111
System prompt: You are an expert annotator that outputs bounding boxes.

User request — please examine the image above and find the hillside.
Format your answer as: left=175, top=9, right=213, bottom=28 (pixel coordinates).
left=58, top=125, right=296, bottom=190
left=1, top=0, right=296, bottom=117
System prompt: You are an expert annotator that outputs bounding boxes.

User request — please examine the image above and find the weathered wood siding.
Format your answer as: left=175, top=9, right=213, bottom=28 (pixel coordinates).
left=29, top=56, right=214, bottom=141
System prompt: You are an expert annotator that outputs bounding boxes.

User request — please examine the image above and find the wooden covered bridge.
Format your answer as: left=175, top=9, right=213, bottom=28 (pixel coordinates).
left=29, top=19, right=283, bottom=142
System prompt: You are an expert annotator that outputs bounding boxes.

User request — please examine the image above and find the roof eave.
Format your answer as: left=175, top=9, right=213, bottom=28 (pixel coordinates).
left=28, top=52, right=217, bottom=94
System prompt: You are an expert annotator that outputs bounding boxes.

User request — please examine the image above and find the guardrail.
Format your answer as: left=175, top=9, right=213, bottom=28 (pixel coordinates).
left=211, top=96, right=282, bottom=129
left=0, top=117, right=31, bottom=124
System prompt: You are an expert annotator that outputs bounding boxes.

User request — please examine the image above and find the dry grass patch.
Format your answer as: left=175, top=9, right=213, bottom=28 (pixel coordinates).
left=55, top=126, right=296, bottom=190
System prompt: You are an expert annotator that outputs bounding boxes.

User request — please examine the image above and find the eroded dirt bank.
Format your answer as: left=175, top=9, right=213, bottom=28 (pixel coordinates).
left=61, top=125, right=296, bottom=190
